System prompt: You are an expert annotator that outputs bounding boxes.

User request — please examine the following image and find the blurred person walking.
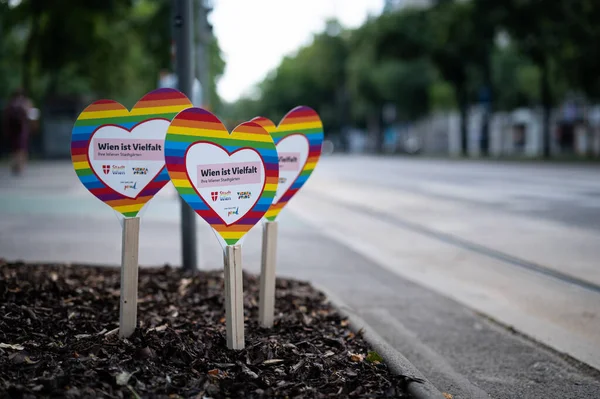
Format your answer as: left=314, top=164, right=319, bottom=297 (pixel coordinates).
left=2, top=88, right=34, bottom=175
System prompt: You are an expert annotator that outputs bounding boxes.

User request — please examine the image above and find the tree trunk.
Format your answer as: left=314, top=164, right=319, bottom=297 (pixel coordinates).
left=480, top=54, right=492, bottom=157
left=540, top=60, right=552, bottom=158
left=21, top=1, right=42, bottom=94
left=480, top=110, right=490, bottom=156
left=369, top=109, right=384, bottom=154
left=45, top=74, right=60, bottom=98
left=22, top=32, right=36, bottom=94
left=336, top=85, right=350, bottom=153
left=456, top=83, right=469, bottom=157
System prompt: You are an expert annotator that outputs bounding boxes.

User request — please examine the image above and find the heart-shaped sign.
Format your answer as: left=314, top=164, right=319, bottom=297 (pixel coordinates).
left=71, top=89, right=192, bottom=218
left=165, top=107, right=278, bottom=247
left=252, top=106, right=323, bottom=221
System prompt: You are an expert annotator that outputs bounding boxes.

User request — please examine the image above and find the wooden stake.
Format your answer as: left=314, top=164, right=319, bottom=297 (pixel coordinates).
left=224, top=245, right=244, bottom=349
left=259, top=221, right=278, bottom=328
left=119, top=217, right=140, bottom=338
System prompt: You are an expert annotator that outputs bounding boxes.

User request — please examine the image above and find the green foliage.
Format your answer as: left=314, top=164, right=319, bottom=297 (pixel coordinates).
left=253, top=25, right=350, bottom=135
left=4, top=0, right=600, bottom=137
left=553, top=0, right=600, bottom=99
left=368, top=8, right=429, bottom=61
left=348, top=47, right=431, bottom=122
left=491, top=45, right=541, bottom=110
left=208, top=36, right=226, bottom=112
left=223, top=0, right=600, bottom=152
left=0, top=3, right=23, bottom=101
left=366, top=351, right=384, bottom=364
left=430, top=80, right=455, bottom=110
left=2, top=0, right=225, bottom=110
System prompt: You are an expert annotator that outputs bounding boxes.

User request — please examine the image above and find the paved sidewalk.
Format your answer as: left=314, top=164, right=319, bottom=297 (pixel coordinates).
left=1, top=161, right=600, bottom=398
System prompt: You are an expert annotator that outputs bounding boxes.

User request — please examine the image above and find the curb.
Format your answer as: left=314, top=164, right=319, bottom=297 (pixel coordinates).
left=315, top=284, right=445, bottom=399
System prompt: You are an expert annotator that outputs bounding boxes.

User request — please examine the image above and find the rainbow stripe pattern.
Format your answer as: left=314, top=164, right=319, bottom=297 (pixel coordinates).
left=165, top=108, right=278, bottom=246
left=70, top=88, right=192, bottom=218
left=252, top=106, right=324, bottom=221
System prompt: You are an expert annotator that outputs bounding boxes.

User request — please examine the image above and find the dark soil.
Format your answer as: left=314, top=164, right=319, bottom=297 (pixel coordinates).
left=0, top=261, right=411, bottom=398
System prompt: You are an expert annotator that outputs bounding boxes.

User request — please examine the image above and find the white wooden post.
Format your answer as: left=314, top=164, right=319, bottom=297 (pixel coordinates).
left=259, top=221, right=278, bottom=328
left=224, top=245, right=244, bottom=349
left=119, top=217, right=140, bottom=338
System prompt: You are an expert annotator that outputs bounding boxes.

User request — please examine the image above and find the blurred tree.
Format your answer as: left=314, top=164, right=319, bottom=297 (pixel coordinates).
left=349, top=19, right=432, bottom=152
left=346, top=44, right=385, bottom=151
left=491, top=45, right=541, bottom=110
left=429, top=79, right=455, bottom=110
left=427, top=1, right=475, bottom=156
left=138, top=0, right=171, bottom=72
left=494, top=0, right=566, bottom=158
left=470, top=0, right=505, bottom=156
left=3, top=0, right=226, bottom=109
left=0, top=1, right=23, bottom=154
left=207, top=36, right=226, bottom=113
left=371, top=3, right=487, bottom=156
left=0, top=2, right=23, bottom=101
left=554, top=0, right=600, bottom=100
left=256, top=20, right=350, bottom=139
left=223, top=0, right=597, bottom=158
left=10, top=0, right=133, bottom=99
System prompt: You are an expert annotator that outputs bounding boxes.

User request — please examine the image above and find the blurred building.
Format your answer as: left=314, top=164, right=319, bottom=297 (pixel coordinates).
left=394, top=104, right=600, bottom=158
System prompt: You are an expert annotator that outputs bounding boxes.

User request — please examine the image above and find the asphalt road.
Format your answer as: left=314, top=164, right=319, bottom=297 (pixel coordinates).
left=314, top=155, right=600, bottom=232
left=1, top=157, right=600, bottom=398
left=291, top=155, right=600, bottom=381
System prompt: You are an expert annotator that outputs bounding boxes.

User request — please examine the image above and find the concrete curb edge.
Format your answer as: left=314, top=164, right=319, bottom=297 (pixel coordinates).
left=315, top=284, right=445, bottom=399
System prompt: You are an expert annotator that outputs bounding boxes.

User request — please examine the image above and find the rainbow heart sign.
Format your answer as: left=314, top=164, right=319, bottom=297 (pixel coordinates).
left=71, top=89, right=192, bottom=218
left=165, top=108, right=278, bottom=247
left=252, top=106, right=324, bottom=221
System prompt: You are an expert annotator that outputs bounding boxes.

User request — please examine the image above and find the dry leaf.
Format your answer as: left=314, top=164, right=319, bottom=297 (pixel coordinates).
left=24, top=356, right=38, bottom=364
left=168, top=305, right=179, bottom=318
left=105, top=327, right=119, bottom=337
left=443, top=393, right=453, bottom=399
left=263, top=359, right=284, bottom=365
left=115, top=371, right=132, bottom=386
left=148, top=324, right=168, bottom=333
left=178, top=278, right=192, bottom=296
left=208, top=369, right=219, bottom=376
left=0, top=343, right=24, bottom=350
left=349, top=352, right=364, bottom=362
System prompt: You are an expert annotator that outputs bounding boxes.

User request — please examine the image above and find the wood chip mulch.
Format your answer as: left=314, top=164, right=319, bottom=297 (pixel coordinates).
left=0, top=261, right=411, bottom=398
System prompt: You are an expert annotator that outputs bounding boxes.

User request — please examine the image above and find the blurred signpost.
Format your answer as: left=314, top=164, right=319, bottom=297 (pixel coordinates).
left=173, top=0, right=198, bottom=271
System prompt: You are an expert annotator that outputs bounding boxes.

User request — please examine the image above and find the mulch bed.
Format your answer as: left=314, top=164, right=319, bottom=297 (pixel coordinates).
left=0, top=261, right=411, bottom=398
